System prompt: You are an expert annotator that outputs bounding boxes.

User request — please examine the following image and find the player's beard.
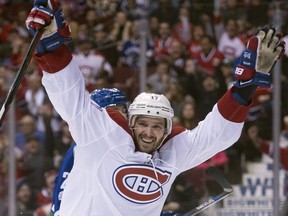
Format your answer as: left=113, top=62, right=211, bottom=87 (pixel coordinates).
left=135, top=135, right=159, bottom=154
left=134, top=133, right=167, bottom=154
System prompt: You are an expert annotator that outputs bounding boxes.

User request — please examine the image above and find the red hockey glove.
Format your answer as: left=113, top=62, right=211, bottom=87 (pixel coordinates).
left=234, top=26, right=285, bottom=88
left=26, top=0, right=71, bottom=54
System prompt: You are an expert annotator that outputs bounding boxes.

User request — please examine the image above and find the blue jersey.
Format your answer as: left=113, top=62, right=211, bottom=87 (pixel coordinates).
left=51, top=143, right=76, bottom=215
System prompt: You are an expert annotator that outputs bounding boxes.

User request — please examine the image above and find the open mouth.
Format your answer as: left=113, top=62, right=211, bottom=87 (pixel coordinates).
left=140, top=137, right=154, bottom=145
left=141, top=138, right=153, bottom=144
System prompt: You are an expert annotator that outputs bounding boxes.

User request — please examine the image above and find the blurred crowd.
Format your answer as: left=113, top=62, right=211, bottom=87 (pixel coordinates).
left=1, top=0, right=288, bottom=215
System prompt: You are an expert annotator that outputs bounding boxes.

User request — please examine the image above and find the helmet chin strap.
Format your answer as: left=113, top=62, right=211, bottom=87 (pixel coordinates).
left=156, top=132, right=169, bottom=151
left=156, top=118, right=169, bottom=150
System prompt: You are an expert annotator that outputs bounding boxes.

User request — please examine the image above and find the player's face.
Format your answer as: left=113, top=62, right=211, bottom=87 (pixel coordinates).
left=133, top=116, right=166, bottom=154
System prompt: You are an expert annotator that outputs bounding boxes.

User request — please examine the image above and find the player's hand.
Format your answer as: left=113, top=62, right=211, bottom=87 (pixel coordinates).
left=26, top=0, right=71, bottom=54
left=254, top=26, right=285, bottom=73
left=234, top=26, right=285, bottom=88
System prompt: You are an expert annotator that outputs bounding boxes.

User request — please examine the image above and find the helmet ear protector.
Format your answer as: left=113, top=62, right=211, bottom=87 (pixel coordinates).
left=128, top=92, right=174, bottom=135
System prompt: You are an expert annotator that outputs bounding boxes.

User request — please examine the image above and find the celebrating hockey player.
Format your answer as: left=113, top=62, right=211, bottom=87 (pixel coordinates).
left=25, top=0, right=285, bottom=215
left=51, top=88, right=128, bottom=216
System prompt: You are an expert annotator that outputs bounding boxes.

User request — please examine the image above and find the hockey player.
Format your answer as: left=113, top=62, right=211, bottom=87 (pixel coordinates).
left=50, top=88, right=128, bottom=216
left=26, top=1, right=285, bottom=215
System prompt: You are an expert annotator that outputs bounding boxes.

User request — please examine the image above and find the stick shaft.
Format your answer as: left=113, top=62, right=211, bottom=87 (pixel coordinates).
left=183, top=191, right=232, bottom=216
left=183, top=167, right=233, bottom=216
left=0, top=30, right=42, bottom=127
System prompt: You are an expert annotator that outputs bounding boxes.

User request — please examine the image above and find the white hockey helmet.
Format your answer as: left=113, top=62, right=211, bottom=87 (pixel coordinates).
left=128, top=92, right=174, bottom=134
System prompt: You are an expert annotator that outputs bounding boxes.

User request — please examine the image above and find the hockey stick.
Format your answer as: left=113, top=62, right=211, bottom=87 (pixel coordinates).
left=183, top=167, right=233, bottom=216
left=0, top=30, right=43, bottom=127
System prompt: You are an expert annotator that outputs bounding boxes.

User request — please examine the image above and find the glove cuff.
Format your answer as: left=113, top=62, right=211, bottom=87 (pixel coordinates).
left=217, top=87, right=251, bottom=122
left=234, top=72, right=271, bottom=88
left=232, top=85, right=257, bottom=106
left=36, top=32, right=71, bottom=54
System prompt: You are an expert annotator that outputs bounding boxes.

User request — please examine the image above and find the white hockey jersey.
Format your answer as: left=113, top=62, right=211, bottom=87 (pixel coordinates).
left=38, top=45, right=250, bottom=216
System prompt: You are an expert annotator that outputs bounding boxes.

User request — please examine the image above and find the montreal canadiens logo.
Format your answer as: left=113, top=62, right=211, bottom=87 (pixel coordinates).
left=113, top=164, right=171, bottom=204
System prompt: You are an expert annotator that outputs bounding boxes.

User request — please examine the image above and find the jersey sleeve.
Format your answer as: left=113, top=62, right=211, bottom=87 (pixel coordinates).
left=174, top=88, right=250, bottom=172
left=35, top=45, right=119, bottom=147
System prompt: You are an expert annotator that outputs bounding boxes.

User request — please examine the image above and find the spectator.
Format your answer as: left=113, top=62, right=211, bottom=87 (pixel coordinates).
left=178, top=99, right=199, bottom=130
left=13, top=9, right=30, bottom=39
left=17, top=136, right=53, bottom=193
left=188, top=23, right=205, bottom=58
left=86, top=0, right=118, bottom=23
left=236, top=19, right=252, bottom=45
left=94, top=71, right=114, bottom=90
left=189, top=0, right=214, bottom=26
left=1, top=29, right=27, bottom=70
left=60, top=0, right=86, bottom=19
left=149, top=16, right=160, bottom=41
left=73, top=39, right=113, bottom=91
left=15, top=114, right=45, bottom=153
left=37, top=99, right=63, bottom=137
left=93, top=24, right=119, bottom=67
left=218, top=0, right=246, bottom=26
left=178, top=58, right=199, bottom=99
left=20, top=96, right=60, bottom=181
left=194, top=34, right=224, bottom=76
left=16, top=181, right=37, bottom=216
left=164, top=81, right=185, bottom=117
left=246, top=0, right=270, bottom=27
left=218, top=59, right=235, bottom=90
left=37, top=170, right=57, bottom=207
left=153, top=21, right=175, bottom=62
left=24, top=74, right=48, bottom=132
left=196, top=75, right=223, bottom=120
left=59, top=2, right=80, bottom=42
left=118, top=20, right=154, bottom=68
left=119, top=0, right=146, bottom=21
left=218, top=18, right=246, bottom=65
left=0, top=5, right=13, bottom=44
left=82, top=9, right=98, bottom=40
left=109, top=11, right=132, bottom=49
left=247, top=88, right=273, bottom=140
left=188, top=0, right=214, bottom=37
left=146, top=58, right=176, bottom=94
left=150, top=0, right=178, bottom=26
left=172, top=6, right=193, bottom=46
left=166, top=39, right=187, bottom=78
left=225, top=122, right=263, bottom=185
left=75, top=23, right=89, bottom=41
